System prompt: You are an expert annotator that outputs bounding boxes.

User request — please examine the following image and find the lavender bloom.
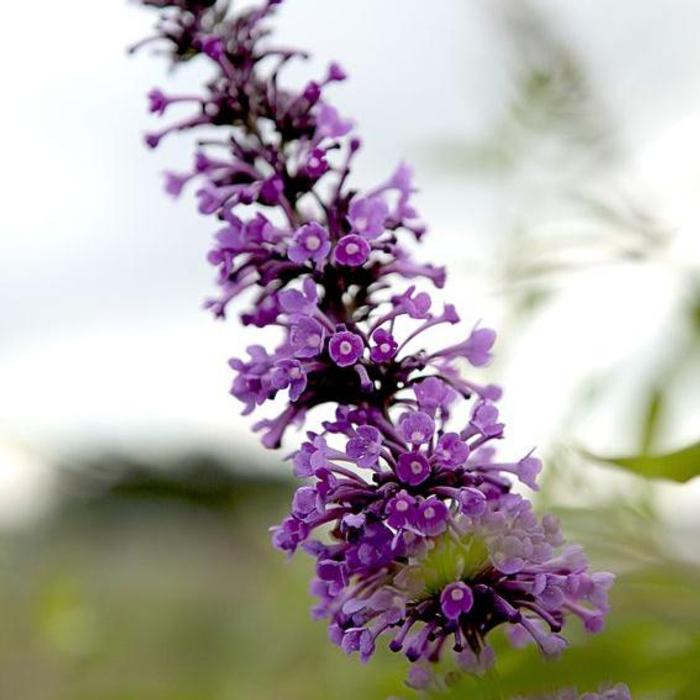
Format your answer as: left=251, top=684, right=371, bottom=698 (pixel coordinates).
left=346, top=426, right=382, bottom=469
left=278, top=278, right=318, bottom=315
left=399, top=411, right=435, bottom=445
left=288, top=222, right=331, bottom=265
left=348, top=196, right=389, bottom=239
left=289, top=317, right=325, bottom=359
left=440, top=582, right=474, bottom=620
left=328, top=330, right=364, bottom=367
left=386, top=491, right=418, bottom=529
left=435, top=432, right=470, bottom=468
left=396, top=452, right=431, bottom=486
left=416, top=496, right=449, bottom=535
left=414, top=376, right=457, bottom=416
left=270, top=359, right=307, bottom=401
left=369, top=329, right=398, bottom=363
left=315, top=103, right=353, bottom=141
left=434, top=326, right=497, bottom=367
left=133, top=0, right=617, bottom=688
left=333, top=234, right=371, bottom=267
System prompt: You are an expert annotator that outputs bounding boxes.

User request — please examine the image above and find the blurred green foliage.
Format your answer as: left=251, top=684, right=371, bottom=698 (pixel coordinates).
left=0, top=462, right=407, bottom=700
left=584, top=441, right=700, bottom=483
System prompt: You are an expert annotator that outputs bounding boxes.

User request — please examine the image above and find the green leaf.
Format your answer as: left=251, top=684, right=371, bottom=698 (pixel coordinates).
left=583, top=441, right=700, bottom=482
left=639, top=385, right=664, bottom=455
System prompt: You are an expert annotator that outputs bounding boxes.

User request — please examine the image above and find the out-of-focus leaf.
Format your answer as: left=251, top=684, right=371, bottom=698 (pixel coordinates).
left=639, top=386, right=665, bottom=455
left=689, top=285, right=700, bottom=336
left=583, top=442, right=700, bottom=482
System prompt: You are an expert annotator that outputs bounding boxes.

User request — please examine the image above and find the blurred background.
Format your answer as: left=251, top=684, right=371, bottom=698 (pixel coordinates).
left=1, top=0, right=699, bottom=697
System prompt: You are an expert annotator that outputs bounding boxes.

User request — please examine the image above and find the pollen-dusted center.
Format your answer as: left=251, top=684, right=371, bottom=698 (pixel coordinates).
left=306, top=235, right=321, bottom=251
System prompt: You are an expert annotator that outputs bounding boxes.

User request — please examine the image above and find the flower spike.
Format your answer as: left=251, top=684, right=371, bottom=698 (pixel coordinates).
left=131, top=0, right=619, bottom=688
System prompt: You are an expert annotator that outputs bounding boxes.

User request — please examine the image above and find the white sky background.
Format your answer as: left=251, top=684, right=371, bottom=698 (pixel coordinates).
left=0, top=0, right=699, bottom=525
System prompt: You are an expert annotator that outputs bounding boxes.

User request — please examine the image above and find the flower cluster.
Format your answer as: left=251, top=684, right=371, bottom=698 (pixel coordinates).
left=278, top=406, right=612, bottom=671
left=133, top=0, right=617, bottom=689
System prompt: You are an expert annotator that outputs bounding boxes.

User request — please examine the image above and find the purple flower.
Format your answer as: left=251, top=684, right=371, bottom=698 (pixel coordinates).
left=333, top=234, right=371, bottom=267
left=328, top=330, right=364, bottom=367
left=200, top=35, right=224, bottom=60
left=393, top=286, right=432, bottom=318
left=440, top=582, right=474, bottom=620
left=455, top=645, right=495, bottom=675
left=259, top=175, right=284, bottom=205
left=326, top=62, right=347, bottom=82
left=414, top=376, right=456, bottom=415
left=302, top=148, right=329, bottom=179
left=459, top=487, right=487, bottom=516
left=292, top=485, right=320, bottom=520
left=387, top=162, right=414, bottom=201
left=346, top=426, right=382, bottom=468
left=434, top=432, right=469, bottom=468
left=406, top=665, right=434, bottom=691
left=517, top=454, right=543, bottom=489
left=399, top=411, right=435, bottom=445
left=340, top=627, right=374, bottom=662
left=369, top=329, right=397, bottom=363
left=385, top=491, right=417, bottom=529
left=292, top=441, right=316, bottom=477
left=396, top=452, right=431, bottom=486
left=242, top=293, right=282, bottom=328
left=271, top=516, right=309, bottom=554
left=317, top=559, right=347, bottom=587
left=303, top=81, right=321, bottom=104
left=288, top=222, right=331, bottom=264
left=438, top=327, right=497, bottom=367
left=270, top=359, right=307, bottom=401
left=278, top=278, right=318, bottom=315
left=290, top=317, right=326, bottom=358
left=315, top=103, right=353, bottom=141
left=416, top=497, right=449, bottom=535
left=462, top=327, right=497, bottom=366
left=228, top=345, right=275, bottom=415
left=147, top=88, right=168, bottom=114
left=163, top=171, right=191, bottom=197
left=348, top=196, right=389, bottom=239
left=466, top=401, right=504, bottom=439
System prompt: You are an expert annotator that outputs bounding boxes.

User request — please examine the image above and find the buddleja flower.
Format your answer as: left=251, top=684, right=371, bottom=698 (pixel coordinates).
left=274, top=394, right=612, bottom=669
left=132, top=0, right=622, bottom=691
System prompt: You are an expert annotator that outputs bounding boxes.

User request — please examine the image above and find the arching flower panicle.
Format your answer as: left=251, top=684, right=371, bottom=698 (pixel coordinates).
left=133, top=0, right=618, bottom=689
